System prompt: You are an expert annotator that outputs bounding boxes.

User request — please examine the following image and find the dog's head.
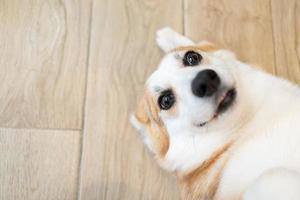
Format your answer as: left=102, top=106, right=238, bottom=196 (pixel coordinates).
left=131, top=28, right=247, bottom=159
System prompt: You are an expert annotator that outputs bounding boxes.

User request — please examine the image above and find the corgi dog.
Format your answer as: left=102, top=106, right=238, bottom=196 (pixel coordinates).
left=130, top=27, right=300, bottom=200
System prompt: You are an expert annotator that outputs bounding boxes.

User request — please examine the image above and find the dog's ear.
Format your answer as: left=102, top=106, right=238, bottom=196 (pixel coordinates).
left=156, top=27, right=195, bottom=52
left=130, top=110, right=149, bottom=142
left=130, top=92, right=158, bottom=154
left=130, top=93, right=150, bottom=137
left=130, top=114, right=151, bottom=149
left=130, top=92, right=169, bottom=157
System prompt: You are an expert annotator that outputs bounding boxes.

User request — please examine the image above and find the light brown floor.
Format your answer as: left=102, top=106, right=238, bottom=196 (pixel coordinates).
left=0, top=0, right=299, bottom=199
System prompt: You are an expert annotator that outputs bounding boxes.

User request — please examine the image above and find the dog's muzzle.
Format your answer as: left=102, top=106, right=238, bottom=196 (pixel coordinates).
left=191, top=69, right=221, bottom=98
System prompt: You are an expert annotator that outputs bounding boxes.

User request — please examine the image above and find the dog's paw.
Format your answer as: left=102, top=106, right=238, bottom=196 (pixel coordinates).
left=156, top=27, right=194, bottom=52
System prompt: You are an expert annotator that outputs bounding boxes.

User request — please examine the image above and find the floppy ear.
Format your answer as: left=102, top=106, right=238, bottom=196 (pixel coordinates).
left=130, top=93, right=150, bottom=140
left=156, top=27, right=195, bottom=52
left=130, top=114, right=157, bottom=153
left=130, top=93, right=170, bottom=157
left=130, top=114, right=145, bottom=133
left=130, top=113, right=148, bottom=142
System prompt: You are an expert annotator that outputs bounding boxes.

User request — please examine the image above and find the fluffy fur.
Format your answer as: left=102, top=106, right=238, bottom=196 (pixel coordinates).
left=131, top=27, right=300, bottom=200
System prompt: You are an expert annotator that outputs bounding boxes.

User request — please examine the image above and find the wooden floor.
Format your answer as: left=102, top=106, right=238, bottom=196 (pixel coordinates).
left=0, top=0, right=299, bottom=199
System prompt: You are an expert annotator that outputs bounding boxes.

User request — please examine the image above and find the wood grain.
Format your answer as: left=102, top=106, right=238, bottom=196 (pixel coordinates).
left=78, top=0, right=182, bottom=199
left=184, top=0, right=276, bottom=73
left=271, top=0, right=300, bottom=84
left=0, top=128, right=80, bottom=200
left=0, top=0, right=300, bottom=200
left=0, top=0, right=91, bottom=129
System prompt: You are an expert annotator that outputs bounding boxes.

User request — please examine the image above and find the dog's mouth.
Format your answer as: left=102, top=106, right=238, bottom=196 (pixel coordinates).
left=195, top=88, right=236, bottom=127
left=216, top=88, right=236, bottom=115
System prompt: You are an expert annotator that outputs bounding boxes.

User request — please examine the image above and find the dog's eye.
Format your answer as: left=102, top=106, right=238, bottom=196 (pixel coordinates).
left=158, top=90, right=175, bottom=110
left=183, top=51, right=202, bottom=66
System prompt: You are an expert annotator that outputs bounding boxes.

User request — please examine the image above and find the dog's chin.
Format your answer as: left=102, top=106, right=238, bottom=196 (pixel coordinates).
left=193, top=88, right=237, bottom=128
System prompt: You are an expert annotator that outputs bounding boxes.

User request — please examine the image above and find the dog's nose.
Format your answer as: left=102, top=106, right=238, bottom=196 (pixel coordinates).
left=191, top=69, right=220, bottom=97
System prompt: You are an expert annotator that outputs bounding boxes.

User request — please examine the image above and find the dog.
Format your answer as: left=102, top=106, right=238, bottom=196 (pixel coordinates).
left=130, top=27, right=300, bottom=200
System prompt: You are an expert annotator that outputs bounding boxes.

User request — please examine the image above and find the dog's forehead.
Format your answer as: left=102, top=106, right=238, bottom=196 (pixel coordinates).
left=146, top=65, right=174, bottom=94
left=171, top=44, right=218, bottom=53
left=146, top=51, right=193, bottom=94
left=145, top=42, right=222, bottom=95
left=147, top=49, right=209, bottom=91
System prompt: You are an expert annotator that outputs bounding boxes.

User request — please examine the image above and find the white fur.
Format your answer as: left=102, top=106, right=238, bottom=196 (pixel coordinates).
left=244, top=168, right=300, bottom=200
left=156, top=27, right=195, bottom=52
left=130, top=115, right=156, bottom=154
left=132, top=27, right=300, bottom=199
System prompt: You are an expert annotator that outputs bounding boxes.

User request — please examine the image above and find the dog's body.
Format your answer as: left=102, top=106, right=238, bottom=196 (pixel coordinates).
left=131, top=28, right=300, bottom=200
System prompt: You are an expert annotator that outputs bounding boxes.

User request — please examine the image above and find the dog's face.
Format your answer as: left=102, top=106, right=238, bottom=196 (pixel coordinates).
left=147, top=46, right=237, bottom=133
left=131, top=28, right=244, bottom=158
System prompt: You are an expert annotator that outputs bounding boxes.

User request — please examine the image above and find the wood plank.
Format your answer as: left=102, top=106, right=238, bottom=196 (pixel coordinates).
left=270, top=0, right=300, bottom=84
left=78, top=0, right=182, bottom=199
left=0, top=0, right=91, bottom=129
left=0, top=128, right=80, bottom=200
left=184, top=0, right=276, bottom=73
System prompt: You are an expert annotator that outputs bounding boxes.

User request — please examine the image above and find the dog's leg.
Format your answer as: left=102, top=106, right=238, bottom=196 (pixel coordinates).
left=156, top=27, right=195, bottom=52
left=243, top=168, right=300, bottom=200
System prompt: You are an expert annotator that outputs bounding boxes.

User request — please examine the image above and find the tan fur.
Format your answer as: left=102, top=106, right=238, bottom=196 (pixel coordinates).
left=168, top=105, right=178, bottom=117
left=135, top=89, right=235, bottom=199
left=177, top=112, right=254, bottom=200
left=132, top=28, right=300, bottom=200
left=177, top=142, right=232, bottom=200
left=171, top=42, right=219, bottom=53
left=134, top=91, right=170, bottom=158
left=168, top=88, right=178, bottom=117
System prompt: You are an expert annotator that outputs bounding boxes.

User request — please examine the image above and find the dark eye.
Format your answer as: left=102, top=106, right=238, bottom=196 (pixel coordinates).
left=158, top=90, right=175, bottom=110
left=183, top=51, right=202, bottom=66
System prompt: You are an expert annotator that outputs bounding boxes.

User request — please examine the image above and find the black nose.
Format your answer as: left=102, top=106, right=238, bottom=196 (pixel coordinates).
left=191, top=69, right=220, bottom=97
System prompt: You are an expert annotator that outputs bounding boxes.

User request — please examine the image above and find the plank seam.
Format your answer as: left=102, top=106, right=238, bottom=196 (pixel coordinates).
left=0, top=126, right=81, bottom=132
left=294, top=1, right=300, bottom=71
left=76, top=0, right=94, bottom=199
left=182, top=0, right=187, bottom=35
left=269, top=0, right=278, bottom=75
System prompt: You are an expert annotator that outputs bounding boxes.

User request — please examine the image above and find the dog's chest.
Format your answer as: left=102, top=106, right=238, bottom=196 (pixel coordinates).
left=176, top=142, right=233, bottom=200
